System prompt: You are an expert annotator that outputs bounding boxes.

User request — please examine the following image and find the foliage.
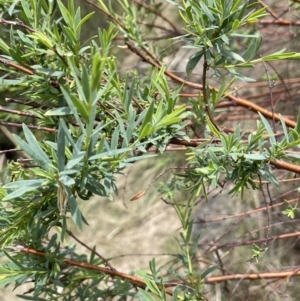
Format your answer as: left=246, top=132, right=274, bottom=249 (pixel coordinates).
left=1, top=0, right=300, bottom=300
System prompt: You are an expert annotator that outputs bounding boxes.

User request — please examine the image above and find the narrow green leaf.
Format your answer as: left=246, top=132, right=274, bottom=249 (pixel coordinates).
left=242, top=36, right=262, bottom=61
left=243, top=153, right=267, bottom=160
left=59, top=175, right=75, bottom=186
left=226, top=68, right=255, bottom=82
left=111, top=126, right=120, bottom=150
left=81, top=65, right=90, bottom=104
left=4, top=179, right=45, bottom=189
left=139, top=122, right=152, bottom=140
left=65, top=151, right=85, bottom=170
left=89, top=148, right=131, bottom=161
left=58, top=120, right=65, bottom=172
left=0, top=38, right=10, bottom=53
left=0, top=78, right=26, bottom=85
left=199, top=2, right=215, bottom=22
left=3, top=186, right=38, bottom=201
left=66, top=188, right=83, bottom=229
left=296, top=107, right=300, bottom=134
left=45, top=107, right=72, bottom=116
left=139, top=101, right=154, bottom=138
left=137, top=288, right=157, bottom=301
left=186, top=50, right=204, bottom=75
left=13, top=127, right=51, bottom=171
left=57, top=0, right=73, bottom=27
left=279, top=114, right=289, bottom=143
left=75, top=12, right=95, bottom=34
left=60, top=86, right=86, bottom=132
left=21, top=0, right=34, bottom=25
left=258, top=112, right=276, bottom=144
left=58, top=118, right=78, bottom=150
left=201, top=266, right=217, bottom=279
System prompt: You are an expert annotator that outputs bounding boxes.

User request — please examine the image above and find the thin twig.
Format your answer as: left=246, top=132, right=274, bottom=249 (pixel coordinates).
left=195, top=198, right=298, bottom=224
left=206, top=267, right=300, bottom=283
left=261, top=267, right=300, bottom=301
left=0, top=121, right=57, bottom=133
left=258, top=175, right=270, bottom=251
left=0, top=148, right=22, bottom=154
left=66, top=230, right=116, bottom=271
left=199, top=231, right=300, bottom=251
left=131, top=0, right=179, bottom=32
left=0, top=57, right=34, bottom=75
left=260, top=58, right=276, bottom=132
left=0, top=105, right=37, bottom=118
left=0, top=18, right=35, bottom=32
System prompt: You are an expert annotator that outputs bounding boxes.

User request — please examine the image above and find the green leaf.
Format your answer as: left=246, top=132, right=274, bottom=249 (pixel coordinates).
left=81, top=65, right=90, bottom=104
left=75, top=11, right=95, bottom=33
left=13, top=124, right=51, bottom=171
left=201, top=266, right=217, bottom=280
left=139, top=101, right=155, bottom=139
left=59, top=175, right=75, bottom=186
left=222, top=49, right=245, bottom=62
left=279, top=114, right=289, bottom=143
left=20, top=0, right=34, bottom=25
left=91, top=53, right=104, bottom=92
left=242, top=36, right=262, bottom=61
left=199, top=2, right=215, bottom=22
left=60, top=86, right=86, bottom=132
left=0, top=38, right=10, bottom=53
left=65, top=151, right=85, bottom=170
left=258, top=112, right=276, bottom=144
left=45, top=107, right=72, bottom=116
left=243, top=153, right=267, bottom=160
left=296, top=107, right=300, bottom=134
left=89, top=148, right=131, bottom=161
left=0, top=78, right=26, bottom=85
left=186, top=50, right=204, bottom=75
left=226, top=68, right=255, bottom=82
left=4, top=179, right=45, bottom=189
left=57, top=120, right=65, bottom=172
left=66, top=188, right=83, bottom=229
left=139, top=122, right=152, bottom=140
left=3, top=185, right=41, bottom=201
left=137, top=288, right=157, bottom=301
left=57, top=0, right=73, bottom=27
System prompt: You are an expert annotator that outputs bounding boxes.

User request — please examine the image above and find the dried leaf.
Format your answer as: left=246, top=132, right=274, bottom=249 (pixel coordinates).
left=130, top=190, right=146, bottom=201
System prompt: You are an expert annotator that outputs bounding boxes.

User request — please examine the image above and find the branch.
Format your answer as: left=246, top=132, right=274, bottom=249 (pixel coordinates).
left=195, top=198, right=298, bottom=224
left=20, top=246, right=174, bottom=296
left=0, top=57, right=34, bottom=75
left=124, top=43, right=296, bottom=128
left=66, top=230, right=116, bottom=271
left=0, top=121, right=57, bottom=133
left=0, top=18, right=35, bottom=32
left=205, top=268, right=300, bottom=283
left=199, top=231, right=300, bottom=250
left=131, top=0, right=179, bottom=33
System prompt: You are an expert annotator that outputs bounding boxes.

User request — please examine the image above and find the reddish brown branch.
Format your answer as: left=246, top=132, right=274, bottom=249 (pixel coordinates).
left=205, top=268, right=300, bottom=283
left=21, top=247, right=174, bottom=296
left=0, top=57, right=34, bottom=75
left=259, top=19, right=300, bottom=26
left=5, top=98, right=52, bottom=109
left=125, top=43, right=296, bottom=128
left=0, top=106, right=37, bottom=118
left=196, top=198, right=298, bottom=224
left=199, top=231, right=300, bottom=250
left=0, top=121, right=56, bottom=133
